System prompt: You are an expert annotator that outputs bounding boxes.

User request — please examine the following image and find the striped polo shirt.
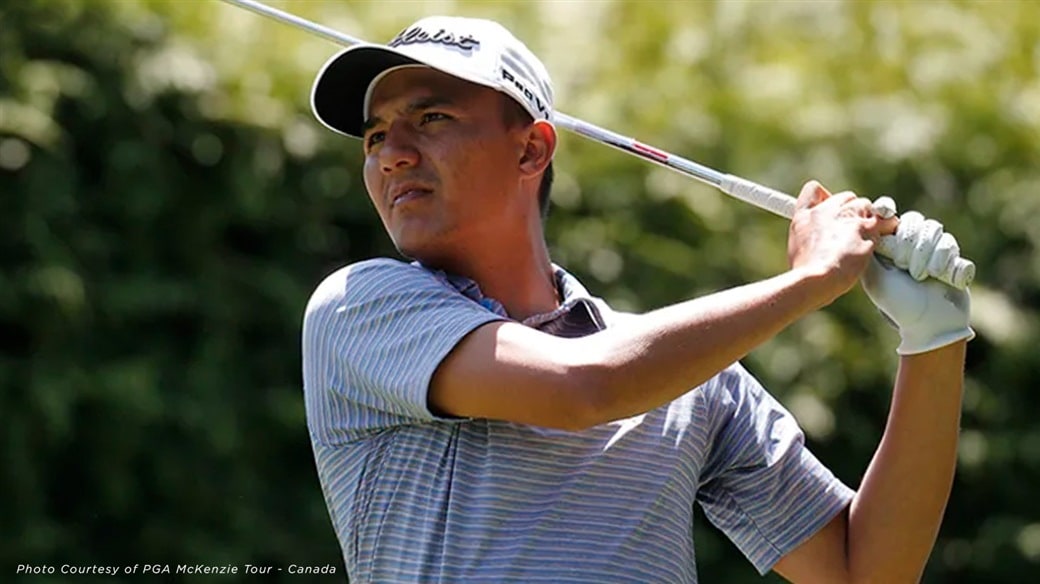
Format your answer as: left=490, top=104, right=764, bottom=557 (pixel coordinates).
left=302, top=258, right=854, bottom=583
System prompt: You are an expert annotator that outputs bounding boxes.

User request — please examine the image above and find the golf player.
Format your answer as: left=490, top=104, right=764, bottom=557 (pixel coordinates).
left=302, top=16, right=974, bottom=583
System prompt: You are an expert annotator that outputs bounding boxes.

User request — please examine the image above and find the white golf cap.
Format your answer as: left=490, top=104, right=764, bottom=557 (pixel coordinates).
left=310, top=16, right=554, bottom=139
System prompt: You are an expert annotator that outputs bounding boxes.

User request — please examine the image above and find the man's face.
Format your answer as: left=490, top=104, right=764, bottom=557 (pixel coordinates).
left=362, top=67, right=527, bottom=265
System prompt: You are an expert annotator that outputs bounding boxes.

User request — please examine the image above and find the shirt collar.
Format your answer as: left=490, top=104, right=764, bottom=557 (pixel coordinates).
left=415, top=262, right=607, bottom=334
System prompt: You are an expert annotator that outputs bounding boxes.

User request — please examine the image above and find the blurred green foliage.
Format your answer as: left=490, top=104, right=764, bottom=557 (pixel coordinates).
left=2, top=0, right=1038, bottom=582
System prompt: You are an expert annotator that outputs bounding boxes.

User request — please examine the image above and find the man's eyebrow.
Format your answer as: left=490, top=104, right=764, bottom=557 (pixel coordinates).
left=361, top=116, right=383, bottom=135
left=362, top=96, right=457, bottom=134
left=406, top=96, right=456, bottom=112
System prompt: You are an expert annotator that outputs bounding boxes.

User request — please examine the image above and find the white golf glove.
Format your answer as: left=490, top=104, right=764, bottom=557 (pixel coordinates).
left=862, top=256, right=975, bottom=355
left=876, top=210, right=961, bottom=282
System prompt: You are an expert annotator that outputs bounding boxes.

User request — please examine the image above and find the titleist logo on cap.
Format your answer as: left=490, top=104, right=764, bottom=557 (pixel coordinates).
left=388, top=26, right=480, bottom=51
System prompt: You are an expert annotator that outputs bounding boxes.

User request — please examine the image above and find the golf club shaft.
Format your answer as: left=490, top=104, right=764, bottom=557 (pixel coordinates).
left=218, top=0, right=975, bottom=289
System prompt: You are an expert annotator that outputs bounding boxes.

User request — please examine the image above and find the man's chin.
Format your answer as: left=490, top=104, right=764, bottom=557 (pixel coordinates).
left=395, top=246, right=418, bottom=261
left=392, top=239, right=428, bottom=264
left=393, top=242, right=454, bottom=271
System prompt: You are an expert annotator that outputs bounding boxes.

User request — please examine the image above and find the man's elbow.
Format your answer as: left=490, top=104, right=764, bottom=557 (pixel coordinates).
left=552, top=392, right=606, bottom=432
left=846, top=546, right=929, bottom=584
left=849, top=565, right=926, bottom=584
left=550, top=360, right=620, bottom=431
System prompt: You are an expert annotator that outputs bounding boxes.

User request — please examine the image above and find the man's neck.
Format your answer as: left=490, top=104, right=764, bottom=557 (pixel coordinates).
left=430, top=238, right=560, bottom=322
left=477, top=254, right=560, bottom=322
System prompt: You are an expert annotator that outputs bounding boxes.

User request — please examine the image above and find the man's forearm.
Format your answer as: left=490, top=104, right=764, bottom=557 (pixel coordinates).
left=846, top=341, right=966, bottom=582
left=580, top=266, right=834, bottom=422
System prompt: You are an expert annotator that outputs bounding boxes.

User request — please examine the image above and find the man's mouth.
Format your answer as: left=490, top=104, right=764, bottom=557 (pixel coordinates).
left=390, top=186, right=431, bottom=208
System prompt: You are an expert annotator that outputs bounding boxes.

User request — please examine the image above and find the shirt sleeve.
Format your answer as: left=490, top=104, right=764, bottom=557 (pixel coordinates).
left=302, top=258, right=507, bottom=439
left=696, top=363, right=856, bottom=575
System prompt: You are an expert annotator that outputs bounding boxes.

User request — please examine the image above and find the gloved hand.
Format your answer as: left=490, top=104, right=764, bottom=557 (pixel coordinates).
left=876, top=210, right=961, bottom=283
left=862, top=256, right=975, bottom=355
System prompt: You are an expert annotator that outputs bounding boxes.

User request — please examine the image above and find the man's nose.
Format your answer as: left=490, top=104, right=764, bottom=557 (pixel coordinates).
left=379, top=122, right=420, bottom=174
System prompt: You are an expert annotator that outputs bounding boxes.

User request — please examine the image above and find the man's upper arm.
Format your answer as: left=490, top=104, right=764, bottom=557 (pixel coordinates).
left=303, top=259, right=503, bottom=423
left=696, top=364, right=855, bottom=576
left=429, top=319, right=596, bottom=430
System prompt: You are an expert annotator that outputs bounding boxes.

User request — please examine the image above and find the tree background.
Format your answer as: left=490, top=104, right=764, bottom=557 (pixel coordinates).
left=2, top=0, right=1038, bottom=582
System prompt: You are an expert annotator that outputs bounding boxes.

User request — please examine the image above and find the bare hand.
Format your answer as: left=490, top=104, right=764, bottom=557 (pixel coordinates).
left=788, top=181, right=897, bottom=301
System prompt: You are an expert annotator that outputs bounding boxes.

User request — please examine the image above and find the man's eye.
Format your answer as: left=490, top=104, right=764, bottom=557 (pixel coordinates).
left=420, top=112, right=449, bottom=124
left=365, top=131, right=385, bottom=149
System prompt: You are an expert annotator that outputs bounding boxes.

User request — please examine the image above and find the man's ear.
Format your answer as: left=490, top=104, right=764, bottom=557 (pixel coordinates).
left=518, top=120, right=556, bottom=178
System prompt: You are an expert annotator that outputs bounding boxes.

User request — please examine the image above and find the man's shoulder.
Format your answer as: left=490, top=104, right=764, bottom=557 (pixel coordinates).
left=320, top=256, right=424, bottom=285
left=304, top=258, right=437, bottom=316
left=311, top=258, right=435, bottom=297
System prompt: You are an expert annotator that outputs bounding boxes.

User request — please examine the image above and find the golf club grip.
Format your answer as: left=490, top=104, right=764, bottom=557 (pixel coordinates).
left=719, top=175, right=975, bottom=289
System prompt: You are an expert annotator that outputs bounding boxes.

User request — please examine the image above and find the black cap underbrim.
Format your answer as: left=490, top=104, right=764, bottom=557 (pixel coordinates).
left=310, top=46, right=422, bottom=139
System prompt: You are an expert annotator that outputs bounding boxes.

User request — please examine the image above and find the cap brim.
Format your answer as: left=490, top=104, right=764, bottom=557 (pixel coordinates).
left=310, top=45, right=422, bottom=139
